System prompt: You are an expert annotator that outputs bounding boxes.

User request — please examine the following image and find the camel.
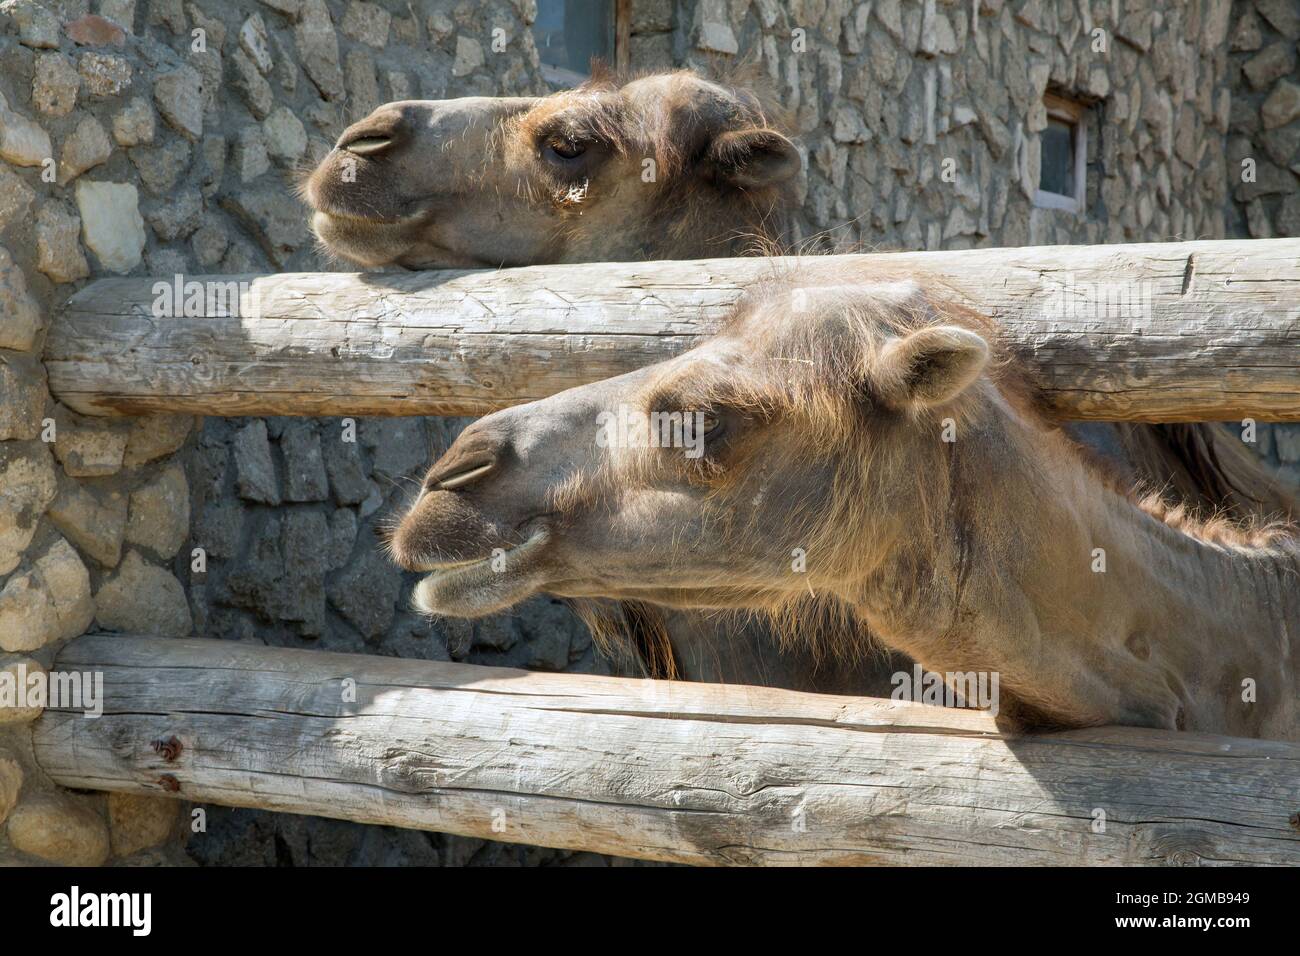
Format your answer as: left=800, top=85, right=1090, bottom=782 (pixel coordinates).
left=387, top=270, right=1300, bottom=741
left=303, top=69, right=1294, bottom=688
left=303, top=70, right=798, bottom=269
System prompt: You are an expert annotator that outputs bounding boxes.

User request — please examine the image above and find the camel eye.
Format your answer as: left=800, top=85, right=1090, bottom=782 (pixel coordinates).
left=688, top=410, right=725, bottom=447
left=544, top=139, right=587, bottom=161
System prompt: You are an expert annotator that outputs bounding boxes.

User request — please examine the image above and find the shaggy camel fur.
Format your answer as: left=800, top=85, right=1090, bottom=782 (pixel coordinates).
left=390, top=270, right=1299, bottom=740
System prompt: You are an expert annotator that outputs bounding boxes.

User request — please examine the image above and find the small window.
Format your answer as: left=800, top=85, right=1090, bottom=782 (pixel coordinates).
left=1034, top=94, right=1087, bottom=214
left=533, top=0, right=630, bottom=87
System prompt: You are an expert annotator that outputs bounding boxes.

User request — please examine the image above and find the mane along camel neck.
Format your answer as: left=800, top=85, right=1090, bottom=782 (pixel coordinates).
left=389, top=272, right=1299, bottom=740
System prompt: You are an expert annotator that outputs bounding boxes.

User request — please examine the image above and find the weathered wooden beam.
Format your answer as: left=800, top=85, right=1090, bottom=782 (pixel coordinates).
left=45, top=238, right=1300, bottom=422
left=32, top=634, right=1300, bottom=866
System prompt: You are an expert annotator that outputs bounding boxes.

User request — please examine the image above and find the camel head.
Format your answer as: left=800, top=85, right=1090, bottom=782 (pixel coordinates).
left=388, top=276, right=993, bottom=621
left=302, top=70, right=801, bottom=269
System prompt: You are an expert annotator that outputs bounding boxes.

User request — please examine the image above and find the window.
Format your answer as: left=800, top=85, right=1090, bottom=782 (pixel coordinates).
left=533, top=0, right=631, bottom=86
left=1034, top=94, right=1088, bottom=214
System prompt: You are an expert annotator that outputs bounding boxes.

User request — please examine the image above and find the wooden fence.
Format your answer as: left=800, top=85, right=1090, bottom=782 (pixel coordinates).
left=32, top=635, right=1300, bottom=866
left=45, top=238, right=1300, bottom=422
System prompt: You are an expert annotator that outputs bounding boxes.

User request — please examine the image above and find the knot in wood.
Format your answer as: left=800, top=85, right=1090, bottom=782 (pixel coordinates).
left=151, top=735, right=183, bottom=761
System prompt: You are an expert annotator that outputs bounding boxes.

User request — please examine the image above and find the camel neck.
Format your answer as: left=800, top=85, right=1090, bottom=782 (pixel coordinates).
left=846, top=402, right=1299, bottom=739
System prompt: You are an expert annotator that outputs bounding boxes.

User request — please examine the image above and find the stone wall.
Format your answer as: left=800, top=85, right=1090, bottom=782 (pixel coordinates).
left=0, top=0, right=622, bottom=867
left=0, top=0, right=1295, bottom=867
left=1226, top=0, right=1300, bottom=239
left=663, top=0, right=1237, bottom=250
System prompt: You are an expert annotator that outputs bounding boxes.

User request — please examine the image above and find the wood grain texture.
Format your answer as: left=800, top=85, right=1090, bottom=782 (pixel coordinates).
left=32, top=635, right=1300, bottom=866
left=45, top=239, right=1300, bottom=422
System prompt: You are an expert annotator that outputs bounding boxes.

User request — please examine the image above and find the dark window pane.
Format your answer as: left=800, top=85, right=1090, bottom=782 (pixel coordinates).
left=534, top=0, right=614, bottom=79
left=1040, top=117, right=1075, bottom=197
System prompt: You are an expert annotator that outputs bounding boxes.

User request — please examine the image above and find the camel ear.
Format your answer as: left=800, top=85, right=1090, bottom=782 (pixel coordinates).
left=706, top=128, right=801, bottom=190
left=877, top=326, right=990, bottom=410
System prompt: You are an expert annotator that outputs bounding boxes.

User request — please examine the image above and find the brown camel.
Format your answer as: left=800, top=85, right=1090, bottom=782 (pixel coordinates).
left=304, top=69, right=1294, bottom=688
left=388, top=270, right=1300, bottom=741
left=303, top=70, right=798, bottom=269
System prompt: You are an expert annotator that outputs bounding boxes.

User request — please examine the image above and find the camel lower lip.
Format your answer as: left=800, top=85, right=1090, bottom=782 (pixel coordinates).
left=411, top=530, right=551, bottom=616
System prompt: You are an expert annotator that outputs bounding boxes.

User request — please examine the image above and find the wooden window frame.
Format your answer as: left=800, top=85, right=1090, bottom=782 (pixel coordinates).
left=538, top=0, right=632, bottom=87
left=1034, top=94, right=1088, bottom=215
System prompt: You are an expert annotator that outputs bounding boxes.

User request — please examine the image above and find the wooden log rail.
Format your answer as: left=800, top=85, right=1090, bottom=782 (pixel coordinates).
left=32, top=635, right=1300, bottom=866
left=46, top=238, right=1300, bottom=423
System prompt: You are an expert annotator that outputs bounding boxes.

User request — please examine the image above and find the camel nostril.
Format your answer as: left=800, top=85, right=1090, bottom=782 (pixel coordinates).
left=433, top=462, right=496, bottom=492
left=340, top=135, right=393, bottom=156
left=424, top=427, right=507, bottom=493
